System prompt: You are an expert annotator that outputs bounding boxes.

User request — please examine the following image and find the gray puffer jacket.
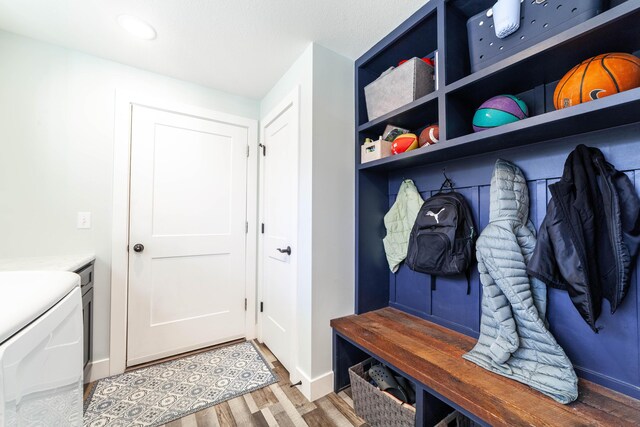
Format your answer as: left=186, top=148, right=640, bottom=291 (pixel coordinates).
left=463, top=159, right=578, bottom=404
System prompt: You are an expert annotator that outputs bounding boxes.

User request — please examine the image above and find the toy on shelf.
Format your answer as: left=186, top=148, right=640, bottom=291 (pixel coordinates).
left=361, top=137, right=392, bottom=164
left=554, top=52, right=640, bottom=110
left=398, top=56, right=435, bottom=67
left=391, top=133, right=419, bottom=155
left=472, top=95, right=529, bottom=132
left=418, top=124, right=439, bottom=147
left=383, top=125, right=410, bottom=141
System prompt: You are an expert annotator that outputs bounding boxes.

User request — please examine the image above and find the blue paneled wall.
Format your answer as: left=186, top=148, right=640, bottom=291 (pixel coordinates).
left=386, top=123, right=640, bottom=398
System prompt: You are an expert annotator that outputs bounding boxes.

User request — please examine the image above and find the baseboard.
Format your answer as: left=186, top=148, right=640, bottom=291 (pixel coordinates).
left=294, top=367, right=334, bottom=401
left=84, top=358, right=110, bottom=383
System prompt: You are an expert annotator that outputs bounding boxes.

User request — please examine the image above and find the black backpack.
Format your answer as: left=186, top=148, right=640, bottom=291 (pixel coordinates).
left=406, top=181, right=476, bottom=278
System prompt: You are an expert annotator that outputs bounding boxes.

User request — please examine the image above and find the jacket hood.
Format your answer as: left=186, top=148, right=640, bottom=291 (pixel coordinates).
left=489, top=159, right=529, bottom=223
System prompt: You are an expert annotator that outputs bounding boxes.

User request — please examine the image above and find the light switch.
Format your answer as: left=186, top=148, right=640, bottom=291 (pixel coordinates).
left=77, top=212, right=91, bottom=229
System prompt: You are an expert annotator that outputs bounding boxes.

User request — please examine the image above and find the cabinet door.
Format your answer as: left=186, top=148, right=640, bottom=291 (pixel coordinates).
left=82, top=288, right=93, bottom=368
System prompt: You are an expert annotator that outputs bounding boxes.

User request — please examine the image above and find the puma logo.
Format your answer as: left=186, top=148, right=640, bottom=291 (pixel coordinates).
left=426, top=208, right=445, bottom=224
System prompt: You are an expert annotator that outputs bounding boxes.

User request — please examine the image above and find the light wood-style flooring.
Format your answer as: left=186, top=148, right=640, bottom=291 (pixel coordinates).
left=84, top=341, right=368, bottom=427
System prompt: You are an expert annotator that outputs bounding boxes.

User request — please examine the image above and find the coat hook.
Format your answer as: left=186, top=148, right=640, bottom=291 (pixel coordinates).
left=440, top=168, right=454, bottom=192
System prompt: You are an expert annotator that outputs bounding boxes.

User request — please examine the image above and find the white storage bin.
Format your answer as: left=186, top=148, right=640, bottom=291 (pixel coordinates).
left=361, top=139, right=392, bottom=164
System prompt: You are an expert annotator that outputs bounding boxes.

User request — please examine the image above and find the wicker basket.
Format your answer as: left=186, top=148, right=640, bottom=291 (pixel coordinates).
left=349, top=359, right=416, bottom=427
left=435, top=411, right=482, bottom=427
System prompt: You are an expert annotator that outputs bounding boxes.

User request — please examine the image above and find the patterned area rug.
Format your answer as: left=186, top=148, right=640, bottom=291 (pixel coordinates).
left=84, top=341, right=277, bottom=427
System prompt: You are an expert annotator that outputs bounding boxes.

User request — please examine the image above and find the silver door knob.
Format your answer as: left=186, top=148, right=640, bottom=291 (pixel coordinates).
left=133, top=244, right=144, bottom=253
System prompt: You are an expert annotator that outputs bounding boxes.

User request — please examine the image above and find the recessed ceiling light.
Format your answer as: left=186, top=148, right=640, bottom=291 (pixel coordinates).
left=117, top=15, right=156, bottom=40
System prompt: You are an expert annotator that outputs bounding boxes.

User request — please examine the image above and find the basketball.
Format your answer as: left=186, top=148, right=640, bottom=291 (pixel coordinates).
left=472, top=95, right=528, bottom=132
left=391, top=133, right=418, bottom=155
left=554, top=53, right=640, bottom=110
left=419, top=124, right=439, bottom=147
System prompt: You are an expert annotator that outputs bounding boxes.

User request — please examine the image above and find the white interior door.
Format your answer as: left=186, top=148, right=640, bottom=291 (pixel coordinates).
left=260, top=93, right=298, bottom=374
left=127, top=105, right=248, bottom=366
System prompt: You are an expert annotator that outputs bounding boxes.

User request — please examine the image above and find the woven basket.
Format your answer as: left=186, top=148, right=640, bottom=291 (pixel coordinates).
left=349, top=359, right=416, bottom=427
left=435, top=411, right=482, bottom=427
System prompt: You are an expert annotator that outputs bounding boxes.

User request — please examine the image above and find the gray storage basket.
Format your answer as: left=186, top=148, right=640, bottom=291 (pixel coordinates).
left=349, top=358, right=416, bottom=427
left=435, top=411, right=482, bottom=427
left=467, top=0, right=604, bottom=73
left=364, top=57, right=435, bottom=121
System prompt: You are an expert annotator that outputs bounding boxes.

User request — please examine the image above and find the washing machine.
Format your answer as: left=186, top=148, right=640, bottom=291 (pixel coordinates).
left=0, top=271, right=83, bottom=426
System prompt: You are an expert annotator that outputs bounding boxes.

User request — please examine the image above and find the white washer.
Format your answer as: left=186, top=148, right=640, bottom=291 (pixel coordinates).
left=0, top=271, right=83, bottom=426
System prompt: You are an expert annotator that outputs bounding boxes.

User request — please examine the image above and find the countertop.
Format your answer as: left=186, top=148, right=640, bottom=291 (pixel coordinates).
left=0, top=271, right=80, bottom=343
left=0, top=254, right=95, bottom=272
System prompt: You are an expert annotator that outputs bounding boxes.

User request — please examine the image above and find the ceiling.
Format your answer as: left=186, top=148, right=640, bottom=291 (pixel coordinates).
left=0, top=0, right=428, bottom=99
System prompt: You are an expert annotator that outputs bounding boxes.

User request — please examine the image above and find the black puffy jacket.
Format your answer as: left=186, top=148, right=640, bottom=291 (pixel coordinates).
left=528, top=145, right=640, bottom=332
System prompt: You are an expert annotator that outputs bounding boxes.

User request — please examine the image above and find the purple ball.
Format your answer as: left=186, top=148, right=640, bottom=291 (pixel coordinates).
left=472, top=95, right=529, bottom=132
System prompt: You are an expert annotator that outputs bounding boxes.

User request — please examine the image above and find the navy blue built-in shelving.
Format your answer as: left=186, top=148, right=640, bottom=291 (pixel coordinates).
left=358, top=86, right=640, bottom=172
left=345, top=0, right=640, bottom=419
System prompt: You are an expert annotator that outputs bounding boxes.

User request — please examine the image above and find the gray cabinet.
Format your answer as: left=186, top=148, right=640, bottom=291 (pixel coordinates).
left=75, top=262, right=94, bottom=370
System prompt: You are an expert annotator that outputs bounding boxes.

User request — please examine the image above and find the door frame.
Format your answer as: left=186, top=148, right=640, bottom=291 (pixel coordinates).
left=257, top=86, right=300, bottom=376
left=109, top=90, right=259, bottom=376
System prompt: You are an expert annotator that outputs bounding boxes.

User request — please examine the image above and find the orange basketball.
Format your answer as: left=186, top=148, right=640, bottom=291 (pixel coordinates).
left=554, top=53, right=640, bottom=110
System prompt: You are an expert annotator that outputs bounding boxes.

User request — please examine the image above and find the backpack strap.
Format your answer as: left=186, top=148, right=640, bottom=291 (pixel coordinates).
left=438, top=170, right=455, bottom=193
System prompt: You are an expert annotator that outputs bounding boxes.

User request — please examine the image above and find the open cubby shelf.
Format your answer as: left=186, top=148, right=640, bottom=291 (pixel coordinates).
left=341, top=1, right=640, bottom=425
left=356, top=2, right=439, bottom=127
left=359, top=86, right=640, bottom=172
left=356, top=0, right=640, bottom=169
left=445, top=4, right=640, bottom=92
left=443, top=0, right=638, bottom=86
left=357, top=90, right=439, bottom=135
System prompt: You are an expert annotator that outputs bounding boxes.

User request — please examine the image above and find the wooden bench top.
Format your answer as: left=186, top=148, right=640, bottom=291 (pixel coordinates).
left=331, top=307, right=640, bottom=427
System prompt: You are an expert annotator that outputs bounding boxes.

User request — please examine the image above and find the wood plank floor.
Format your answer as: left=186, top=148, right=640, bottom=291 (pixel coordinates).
left=84, top=341, right=368, bottom=427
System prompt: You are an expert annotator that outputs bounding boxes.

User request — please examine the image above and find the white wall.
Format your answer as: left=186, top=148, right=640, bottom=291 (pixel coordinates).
left=310, top=44, right=355, bottom=380
left=0, top=30, right=259, bottom=364
left=260, top=43, right=355, bottom=400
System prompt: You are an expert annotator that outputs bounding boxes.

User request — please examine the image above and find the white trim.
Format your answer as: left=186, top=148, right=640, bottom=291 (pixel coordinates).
left=294, top=368, right=334, bottom=402
left=245, top=107, right=259, bottom=341
left=110, top=90, right=258, bottom=376
left=84, top=357, right=111, bottom=383
left=257, top=86, right=300, bottom=378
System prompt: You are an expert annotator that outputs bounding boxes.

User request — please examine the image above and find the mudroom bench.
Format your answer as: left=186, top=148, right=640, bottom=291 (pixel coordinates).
left=331, top=307, right=640, bottom=426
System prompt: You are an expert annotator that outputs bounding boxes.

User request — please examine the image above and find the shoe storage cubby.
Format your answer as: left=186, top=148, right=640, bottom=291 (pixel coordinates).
left=345, top=1, right=640, bottom=420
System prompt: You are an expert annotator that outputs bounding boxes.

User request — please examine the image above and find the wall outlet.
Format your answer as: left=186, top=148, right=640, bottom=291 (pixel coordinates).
left=77, top=212, right=91, bottom=229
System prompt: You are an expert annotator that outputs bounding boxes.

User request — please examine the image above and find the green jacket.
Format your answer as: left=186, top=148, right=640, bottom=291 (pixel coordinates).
left=383, top=179, right=424, bottom=272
